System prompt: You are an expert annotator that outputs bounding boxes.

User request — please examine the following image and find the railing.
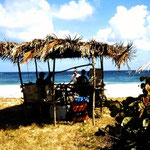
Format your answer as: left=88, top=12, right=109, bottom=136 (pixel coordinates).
left=22, top=82, right=106, bottom=106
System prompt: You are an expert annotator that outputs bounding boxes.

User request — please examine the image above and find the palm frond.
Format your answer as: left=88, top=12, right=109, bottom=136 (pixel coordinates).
left=0, top=34, right=136, bottom=70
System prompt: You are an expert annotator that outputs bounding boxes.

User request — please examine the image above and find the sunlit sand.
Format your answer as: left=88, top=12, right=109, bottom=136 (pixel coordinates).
left=0, top=83, right=143, bottom=98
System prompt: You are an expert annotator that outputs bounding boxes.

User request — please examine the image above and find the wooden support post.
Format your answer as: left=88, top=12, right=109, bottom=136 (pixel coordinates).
left=17, top=58, right=27, bottom=119
left=65, top=85, right=67, bottom=103
left=17, top=58, right=23, bottom=87
left=100, top=55, right=104, bottom=95
left=47, top=59, right=51, bottom=74
left=100, top=55, right=104, bottom=113
left=47, top=59, right=52, bottom=100
left=34, top=58, right=38, bottom=80
left=52, top=58, right=56, bottom=126
left=92, top=51, right=96, bottom=126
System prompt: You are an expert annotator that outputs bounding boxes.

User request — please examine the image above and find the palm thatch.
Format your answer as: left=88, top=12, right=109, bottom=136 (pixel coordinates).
left=0, top=34, right=135, bottom=70
left=136, top=61, right=150, bottom=73
left=109, top=42, right=136, bottom=71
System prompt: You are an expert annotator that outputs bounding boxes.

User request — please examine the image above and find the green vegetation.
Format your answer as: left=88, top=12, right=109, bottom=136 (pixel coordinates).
left=97, top=87, right=150, bottom=149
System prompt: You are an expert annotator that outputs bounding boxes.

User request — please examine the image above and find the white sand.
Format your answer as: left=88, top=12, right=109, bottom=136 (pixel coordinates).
left=0, top=83, right=143, bottom=98
left=0, top=85, right=23, bottom=98
left=105, top=83, right=142, bottom=98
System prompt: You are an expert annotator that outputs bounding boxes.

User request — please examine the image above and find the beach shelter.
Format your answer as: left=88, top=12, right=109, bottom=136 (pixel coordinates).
left=0, top=35, right=135, bottom=125
left=136, top=61, right=150, bottom=73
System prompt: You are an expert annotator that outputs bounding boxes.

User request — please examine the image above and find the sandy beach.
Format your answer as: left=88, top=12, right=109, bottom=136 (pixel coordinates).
left=0, top=83, right=143, bottom=98
left=0, top=85, right=23, bottom=98
left=105, top=83, right=142, bottom=98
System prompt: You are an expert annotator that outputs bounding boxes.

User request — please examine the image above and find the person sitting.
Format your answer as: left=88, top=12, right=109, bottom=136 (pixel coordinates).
left=76, top=69, right=89, bottom=96
left=36, top=72, right=52, bottom=99
left=69, top=70, right=80, bottom=84
left=76, top=69, right=89, bottom=85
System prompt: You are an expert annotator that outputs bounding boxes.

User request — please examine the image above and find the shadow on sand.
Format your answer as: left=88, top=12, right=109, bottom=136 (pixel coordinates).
left=0, top=103, right=52, bottom=130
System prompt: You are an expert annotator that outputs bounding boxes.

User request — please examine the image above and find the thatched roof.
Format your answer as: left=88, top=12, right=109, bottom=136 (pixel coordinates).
left=0, top=34, right=135, bottom=70
left=136, top=61, right=150, bottom=73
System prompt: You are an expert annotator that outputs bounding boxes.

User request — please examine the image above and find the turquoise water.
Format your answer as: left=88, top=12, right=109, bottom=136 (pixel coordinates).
left=0, top=71, right=150, bottom=85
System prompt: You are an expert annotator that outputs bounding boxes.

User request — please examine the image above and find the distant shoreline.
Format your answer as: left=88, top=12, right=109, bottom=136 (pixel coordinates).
left=0, top=70, right=139, bottom=72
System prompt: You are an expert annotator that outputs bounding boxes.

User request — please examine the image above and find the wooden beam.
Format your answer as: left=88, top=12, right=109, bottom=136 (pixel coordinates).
left=55, top=63, right=92, bottom=73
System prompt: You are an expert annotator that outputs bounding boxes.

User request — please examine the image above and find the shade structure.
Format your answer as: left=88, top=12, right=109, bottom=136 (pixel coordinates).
left=0, top=34, right=135, bottom=70
left=136, top=61, right=150, bottom=73
left=0, top=34, right=136, bottom=126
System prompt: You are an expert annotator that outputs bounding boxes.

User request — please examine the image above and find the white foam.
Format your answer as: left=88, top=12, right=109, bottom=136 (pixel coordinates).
left=0, top=83, right=143, bottom=98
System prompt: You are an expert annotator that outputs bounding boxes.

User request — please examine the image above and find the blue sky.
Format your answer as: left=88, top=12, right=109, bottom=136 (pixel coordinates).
left=0, top=0, right=150, bottom=72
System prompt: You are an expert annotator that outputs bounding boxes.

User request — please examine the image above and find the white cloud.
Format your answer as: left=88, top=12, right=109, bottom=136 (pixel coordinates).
left=96, top=28, right=112, bottom=42
left=54, top=30, right=81, bottom=39
left=53, top=0, right=94, bottom=20
left=0, top=0, right=54, bottom=41
left=0, top=0, right=94, bottom=41
left=95, top=5, right=150, bottom=50
left=134, top=39, right=150, bottom=50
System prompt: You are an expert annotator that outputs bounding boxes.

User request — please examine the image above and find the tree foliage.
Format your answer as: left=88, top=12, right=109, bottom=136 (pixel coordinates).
left=96, top=76, right=150, bottom=149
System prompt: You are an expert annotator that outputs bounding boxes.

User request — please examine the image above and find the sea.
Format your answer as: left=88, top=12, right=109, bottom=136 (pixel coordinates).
left=0, top=70, right=150, bottom=85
